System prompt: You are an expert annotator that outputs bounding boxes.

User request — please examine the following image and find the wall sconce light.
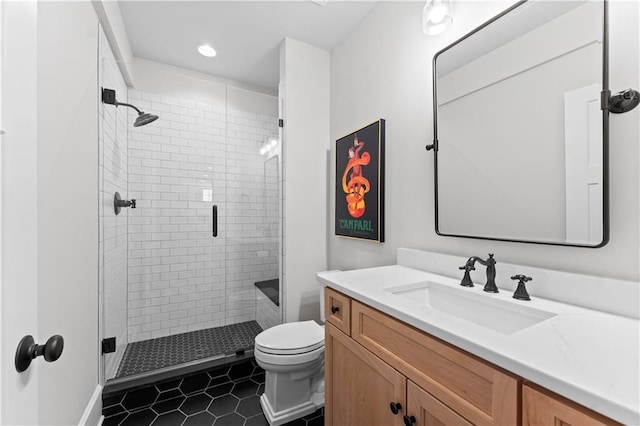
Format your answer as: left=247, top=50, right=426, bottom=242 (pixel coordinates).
left=260, top=136, right=279, bottom=156
left=423, top=0, right=453, bottom=36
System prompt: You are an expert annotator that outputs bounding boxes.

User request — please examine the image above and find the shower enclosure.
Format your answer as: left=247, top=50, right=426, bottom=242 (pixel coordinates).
left=99, top=47, right=282, bottom=384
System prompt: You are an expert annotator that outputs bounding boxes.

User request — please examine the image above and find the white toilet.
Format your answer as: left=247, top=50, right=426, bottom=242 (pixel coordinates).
left=254, top=291, right=326, bottom=425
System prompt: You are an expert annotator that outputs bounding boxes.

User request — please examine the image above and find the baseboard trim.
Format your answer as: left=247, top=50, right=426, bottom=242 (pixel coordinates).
left=78, top=384, right=103, bottom=426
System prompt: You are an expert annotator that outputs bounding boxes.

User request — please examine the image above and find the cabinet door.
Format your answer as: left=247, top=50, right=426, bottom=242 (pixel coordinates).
left=407, top=381, right=473, bottom=426
left=325, top=323, right=406, bottom=426
left=523, top=384, right=621, bottom=426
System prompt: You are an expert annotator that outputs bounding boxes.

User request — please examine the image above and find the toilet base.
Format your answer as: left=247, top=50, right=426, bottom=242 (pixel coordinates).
left=259, top=389, right=324, bottom=426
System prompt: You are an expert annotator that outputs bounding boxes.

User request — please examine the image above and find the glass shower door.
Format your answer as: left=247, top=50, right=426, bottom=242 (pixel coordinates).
left=100, top=61, right=281, bottom=382
left=99, top=52, right=132, bottom=381
left=112, top=90, right=227, bottom=378
left=224, top=105, right=281, bottom=341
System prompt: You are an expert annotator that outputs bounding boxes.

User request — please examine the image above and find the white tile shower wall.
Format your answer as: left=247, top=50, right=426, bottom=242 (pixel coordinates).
left=127, top=91, right=278, bottom=342
left=98, top=27, right=129, bottom=381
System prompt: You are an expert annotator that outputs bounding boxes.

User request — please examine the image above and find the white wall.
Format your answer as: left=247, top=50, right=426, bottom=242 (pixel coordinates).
left=329, top=1, right=639, bottom=281
left=92, top=0, right=134, bottom=86
left=131, top=58, right=278, bottom=106
left=280, top=38, right=330, bottom=322
left=36, top=2, right=99, bottom=423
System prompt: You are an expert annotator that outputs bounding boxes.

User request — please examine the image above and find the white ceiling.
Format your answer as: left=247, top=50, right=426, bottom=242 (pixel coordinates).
left=119, top=1, right=378, bottom=92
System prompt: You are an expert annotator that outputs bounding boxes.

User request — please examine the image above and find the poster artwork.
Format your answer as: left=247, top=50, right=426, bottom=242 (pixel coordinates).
left=335, top=119, right=385, bottom=242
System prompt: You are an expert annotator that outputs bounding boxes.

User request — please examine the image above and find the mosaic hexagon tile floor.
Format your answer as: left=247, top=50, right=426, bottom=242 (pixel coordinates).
left=116, top=321, right=263, bottom=378
left=103, top=358, right=324, bottom=426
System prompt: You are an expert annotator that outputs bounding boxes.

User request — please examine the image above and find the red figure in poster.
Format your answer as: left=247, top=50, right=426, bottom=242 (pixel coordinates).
left=341, top=135, right=370, bottom=218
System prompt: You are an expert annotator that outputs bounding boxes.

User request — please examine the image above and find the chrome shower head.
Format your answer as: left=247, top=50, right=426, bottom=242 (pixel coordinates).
left=134, top=112, right=159, bottom=127
left=102, top=88, right=160, bottom=128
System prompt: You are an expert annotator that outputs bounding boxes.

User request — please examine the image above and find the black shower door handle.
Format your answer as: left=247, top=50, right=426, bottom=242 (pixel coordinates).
left=212, top=205, right=218, bottom=237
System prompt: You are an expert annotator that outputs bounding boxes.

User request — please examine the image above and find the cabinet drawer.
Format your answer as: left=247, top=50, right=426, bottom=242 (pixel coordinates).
left=352, top=301, right=519, bottom=426
left=325, top=287, right=351, bottom=336
left=523, top=383, right=620, bottom=426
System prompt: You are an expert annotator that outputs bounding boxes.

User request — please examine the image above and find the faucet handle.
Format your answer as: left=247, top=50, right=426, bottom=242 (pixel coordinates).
left=511, top=275, right=533, bottom=300
left=459, top=265, right=475, bottom=287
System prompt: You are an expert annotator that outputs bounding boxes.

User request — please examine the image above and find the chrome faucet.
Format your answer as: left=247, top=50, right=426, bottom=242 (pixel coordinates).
left=459, top=253, right=499, bottom=293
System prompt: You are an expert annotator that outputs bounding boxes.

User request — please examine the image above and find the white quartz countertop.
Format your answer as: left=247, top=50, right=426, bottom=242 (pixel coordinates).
left=317, top=265, right=640, bottom=425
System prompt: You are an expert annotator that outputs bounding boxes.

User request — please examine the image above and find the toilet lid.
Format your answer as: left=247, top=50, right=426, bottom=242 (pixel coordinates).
left=255, top=320, right=324, bottom=355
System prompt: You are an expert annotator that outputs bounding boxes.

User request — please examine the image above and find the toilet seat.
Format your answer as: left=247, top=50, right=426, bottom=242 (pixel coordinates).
left=255, top=320, right=324, bottom=355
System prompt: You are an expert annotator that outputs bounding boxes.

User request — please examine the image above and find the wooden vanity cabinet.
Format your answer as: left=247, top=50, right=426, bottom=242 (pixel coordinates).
left=324, top=288, right=519, bottom=426
left=523, top=383, right=621, bottom=426
left=324, top=288, right=622, bottom=426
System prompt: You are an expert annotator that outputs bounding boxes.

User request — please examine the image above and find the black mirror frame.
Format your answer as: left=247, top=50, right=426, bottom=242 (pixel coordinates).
left=429, top=0, right=610, bottom=248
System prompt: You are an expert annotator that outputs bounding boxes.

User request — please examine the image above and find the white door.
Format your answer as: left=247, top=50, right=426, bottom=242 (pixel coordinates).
left=564, top=83, right=604, bottom=245
left=0, top=1, right=41, bottom=424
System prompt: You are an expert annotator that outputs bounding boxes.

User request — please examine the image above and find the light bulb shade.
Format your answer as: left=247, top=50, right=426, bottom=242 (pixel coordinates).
left=423, top=0, right=453, bottom=36
left=197, top=44, right=217, bottom=57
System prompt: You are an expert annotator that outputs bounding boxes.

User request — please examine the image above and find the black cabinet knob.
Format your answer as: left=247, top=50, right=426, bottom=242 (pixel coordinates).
left=403, top=415, right=416, bottom=426
left=331, top=306, right=340, bottom=314
left=389, top=402, right=402, bottom=415
left=15, top=334, right=64, bottom=373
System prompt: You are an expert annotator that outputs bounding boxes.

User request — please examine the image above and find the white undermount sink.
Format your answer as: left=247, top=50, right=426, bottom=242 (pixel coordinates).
left=384, top=281, right=557, bottom=334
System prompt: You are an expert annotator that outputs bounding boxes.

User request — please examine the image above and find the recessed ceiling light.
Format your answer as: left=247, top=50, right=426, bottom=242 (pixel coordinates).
left=197, top=44, right=217, bottom=58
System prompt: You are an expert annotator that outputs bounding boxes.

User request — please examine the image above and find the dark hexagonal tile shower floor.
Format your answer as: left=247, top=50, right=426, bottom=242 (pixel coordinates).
left=116, top=322, right=264, bottom=378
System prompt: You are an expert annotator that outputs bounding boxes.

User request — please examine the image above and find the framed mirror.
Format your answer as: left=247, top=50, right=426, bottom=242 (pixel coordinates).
left=432, top=0, right=608, bottom=247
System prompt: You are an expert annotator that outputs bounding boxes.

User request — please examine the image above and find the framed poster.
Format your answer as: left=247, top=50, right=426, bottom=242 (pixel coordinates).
left=335, top=119, right=385, bottom=242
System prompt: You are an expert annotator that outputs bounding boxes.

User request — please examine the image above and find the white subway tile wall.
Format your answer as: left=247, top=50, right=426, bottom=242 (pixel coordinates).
left=98, top=28, right=129, bottom=381
left=126, top=91, right=279, bottom=342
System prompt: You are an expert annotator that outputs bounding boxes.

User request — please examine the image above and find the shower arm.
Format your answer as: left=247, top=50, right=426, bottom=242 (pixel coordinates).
left=114, top=101, right=143, bottom=115
left=102, top=87, right=159, bottom=128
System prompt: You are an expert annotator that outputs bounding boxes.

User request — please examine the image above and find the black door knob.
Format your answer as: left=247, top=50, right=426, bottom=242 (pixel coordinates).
left=15, top=334, right=64, bottom=372
left=331, top=306, right=340, bottom=314
left=389, top=402, right=402, bottom=415
left=403, top=415, right=416, bottom=426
